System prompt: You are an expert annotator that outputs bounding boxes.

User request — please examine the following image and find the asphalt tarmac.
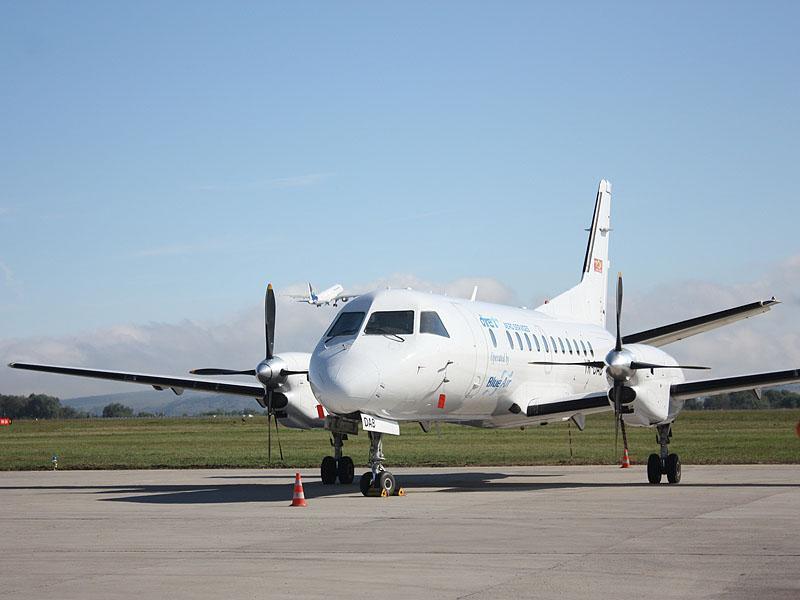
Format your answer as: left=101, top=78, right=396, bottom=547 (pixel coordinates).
left=1, top=466, right=798, bottom=599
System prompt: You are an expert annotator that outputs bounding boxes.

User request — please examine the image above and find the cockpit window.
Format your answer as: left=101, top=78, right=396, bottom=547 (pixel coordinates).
left=326, top=312, right=365, bottom=339
left=364, top=310, right=414, bottom=335
left=420, top=311, right=450, bottom=337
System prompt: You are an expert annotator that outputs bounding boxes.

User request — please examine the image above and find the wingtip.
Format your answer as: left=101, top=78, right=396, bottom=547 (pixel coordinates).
left=7, top=362, right=16, bottom=368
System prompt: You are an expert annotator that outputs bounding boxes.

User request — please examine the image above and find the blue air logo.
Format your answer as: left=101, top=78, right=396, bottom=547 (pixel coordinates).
left=486, top=370, right=513, bottom=390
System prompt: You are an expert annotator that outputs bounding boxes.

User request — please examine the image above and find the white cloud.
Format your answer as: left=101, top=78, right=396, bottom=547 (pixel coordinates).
left=2, top=263, right=799, bottom=397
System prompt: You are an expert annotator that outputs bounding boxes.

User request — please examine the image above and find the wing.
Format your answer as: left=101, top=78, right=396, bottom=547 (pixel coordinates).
left=622, top=298, right=778, bottom=347
left=670, top=368, right=800, bottom=400
left=7, top=362, right=265, bottom=398
left=333, top=293, right=359, bottom=302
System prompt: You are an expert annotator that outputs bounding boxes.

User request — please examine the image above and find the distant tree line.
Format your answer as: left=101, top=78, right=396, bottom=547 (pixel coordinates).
left=0, top=394, right=88, bottom=419
left=0, top=395, right=147, bottom=419
left=685, top=389, right=800, bottom=410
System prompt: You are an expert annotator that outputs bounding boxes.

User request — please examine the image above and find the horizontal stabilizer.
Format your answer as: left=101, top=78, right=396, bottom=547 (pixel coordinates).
left=623, top=298, right=778, bottom=348
left=7, top=362, right=265, bottom=398
left=670, top=368, right=800, bottom=400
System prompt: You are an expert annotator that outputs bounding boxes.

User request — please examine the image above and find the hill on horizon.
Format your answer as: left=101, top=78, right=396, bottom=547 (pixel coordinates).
left=63, top=389, right=260, bottom=416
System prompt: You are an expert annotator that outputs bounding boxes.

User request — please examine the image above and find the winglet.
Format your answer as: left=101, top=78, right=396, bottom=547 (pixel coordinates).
left=470, top=286, right=478, bottom=302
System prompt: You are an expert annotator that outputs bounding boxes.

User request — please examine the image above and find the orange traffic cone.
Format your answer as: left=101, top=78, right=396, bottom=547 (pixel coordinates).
left=290, top=472, right=307, bottom=507
left=620, top=448, right=631, bottom=468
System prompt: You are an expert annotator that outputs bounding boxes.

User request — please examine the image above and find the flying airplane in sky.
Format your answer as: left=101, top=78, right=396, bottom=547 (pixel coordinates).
left=10, top=180, right=798, bottom=496
left=286, top=282, right=355, bottom=307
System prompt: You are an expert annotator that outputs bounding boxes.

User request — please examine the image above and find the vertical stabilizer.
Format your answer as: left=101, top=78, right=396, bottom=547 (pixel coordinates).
left=536, top=180, right=611, bottom=326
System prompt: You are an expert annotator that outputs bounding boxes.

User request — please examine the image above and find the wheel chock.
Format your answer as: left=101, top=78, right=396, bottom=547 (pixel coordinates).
left=364, top=486, right=406, bottom=498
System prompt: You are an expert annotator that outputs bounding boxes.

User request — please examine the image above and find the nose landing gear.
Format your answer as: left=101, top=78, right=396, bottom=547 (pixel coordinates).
left=647, top=424, right=681, bottom=484
left=360, top=431, right=404, bottom=497
left=320, top=433, right=355, bottom=485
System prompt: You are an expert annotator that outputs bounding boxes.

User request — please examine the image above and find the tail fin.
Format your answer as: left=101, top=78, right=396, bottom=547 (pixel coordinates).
left=308, top=282, right=317, bottom=302
left=536, top=180, right=611, bottom=327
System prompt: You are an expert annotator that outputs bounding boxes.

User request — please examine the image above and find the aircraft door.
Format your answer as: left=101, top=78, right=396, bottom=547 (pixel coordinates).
left=451, top=303, right=488, bottom=399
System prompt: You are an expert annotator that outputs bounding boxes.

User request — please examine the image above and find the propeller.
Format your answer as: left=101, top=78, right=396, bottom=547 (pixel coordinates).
left=529, top=273, right=710, bottom=458
left=190, top=283, right=307, bottom=462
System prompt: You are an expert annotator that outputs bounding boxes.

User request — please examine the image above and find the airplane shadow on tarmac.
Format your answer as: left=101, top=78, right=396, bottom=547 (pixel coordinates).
left=1, top=471, right=797, bottom=505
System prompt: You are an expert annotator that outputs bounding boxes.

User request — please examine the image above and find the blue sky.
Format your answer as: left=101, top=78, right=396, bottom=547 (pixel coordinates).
left=1, top=2, right=799, bottom=343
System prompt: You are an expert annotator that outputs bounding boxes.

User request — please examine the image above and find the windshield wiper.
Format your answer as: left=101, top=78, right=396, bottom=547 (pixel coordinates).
left=366, top=327, right=405, bottom=342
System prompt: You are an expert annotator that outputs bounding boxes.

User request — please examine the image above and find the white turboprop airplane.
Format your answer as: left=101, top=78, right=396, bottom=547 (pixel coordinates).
left=286, top=282, right=355, bottom=307
left=9, top=180, right=799, bottom=496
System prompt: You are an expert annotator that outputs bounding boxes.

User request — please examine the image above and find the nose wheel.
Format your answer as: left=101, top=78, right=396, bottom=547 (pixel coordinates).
left=359, top=431, right=404, bottom=496
left=320, top=434, right=355, bottom=485
left=646, top=424, right=681, bottom=484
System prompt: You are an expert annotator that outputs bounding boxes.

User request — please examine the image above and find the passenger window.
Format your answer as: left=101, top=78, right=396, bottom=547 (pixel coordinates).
left=515, top=332, right=523, bottom=351
left=532, top=334, right=541, bottom=351
left=573, top=339, right=580, bottom=356
left=558, top=338, right=565, bottom=353
left=524, top=333, right=532, bottom=351
left=550, top=336, right=558, bottom=353
left=326, top=312, right=366, bottom=339
left=420, top=311, right=450, bottom=337
left=580, top=340, right=587, bottom=356
left=489, top=329, right=497, bottom=348
left=506, top=331, right=515, bottom=349
left=565, top=338, right=573, bottom=354
left=542, top=336, right=549, bottom=352
left=587, top=341, right=595, bottom=357
left=364, top=310, right=414, bottom=335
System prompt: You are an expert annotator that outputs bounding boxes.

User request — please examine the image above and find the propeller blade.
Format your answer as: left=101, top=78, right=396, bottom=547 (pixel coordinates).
left=615, top=272, right=623, bottom=352
left=612, top=381, right=623, bottom=458
left=629, top=361, right=710, bottom=371
left=265, top=284, right=276, bottom=360
left=266, top=390, right=272, bottom=462
left=529, top=361, right=605, bottom=368
left=279, top=369, right=309, bottom=377
left=190, top=368, right=256, bottom=376
left=274, top=411, right=284, bottom=461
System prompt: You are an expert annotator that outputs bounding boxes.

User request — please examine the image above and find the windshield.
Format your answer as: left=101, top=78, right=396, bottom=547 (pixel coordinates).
left=364, top=310, right=414, bottom=335
left=326, top=312, right=366, bottom=339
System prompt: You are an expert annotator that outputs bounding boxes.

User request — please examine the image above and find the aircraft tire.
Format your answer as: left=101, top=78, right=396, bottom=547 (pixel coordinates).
left=337, top=456, right=355, bottom=484
left=647, top=453, right=662, bottom=484
left=321, top=456, right=337, bottom=485
left=379, top=472, right=397, bottom=497
left=359, top=472, right=373, bottom=496
left=665, top=453, right=681, bottom=484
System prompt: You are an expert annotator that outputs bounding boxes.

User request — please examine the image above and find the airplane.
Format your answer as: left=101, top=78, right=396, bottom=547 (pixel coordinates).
left=9, top=180, right=800, bottom=497
left=286, top=282, right=355, bottom=307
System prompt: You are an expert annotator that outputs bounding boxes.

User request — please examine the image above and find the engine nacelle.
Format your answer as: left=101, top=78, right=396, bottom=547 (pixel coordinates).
left=618, top=344, right=685, bottom=427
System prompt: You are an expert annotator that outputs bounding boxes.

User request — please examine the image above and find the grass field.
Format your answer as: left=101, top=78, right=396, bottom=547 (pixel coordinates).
left=1, top=410, right=799, bottom=470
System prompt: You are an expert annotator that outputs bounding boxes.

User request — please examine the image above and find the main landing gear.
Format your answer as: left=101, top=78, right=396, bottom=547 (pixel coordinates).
left=647, top=424, right=681, bottom=484
left=359, top=431, right=403, bottom=497
left=320, top=433, right=355, bottom=485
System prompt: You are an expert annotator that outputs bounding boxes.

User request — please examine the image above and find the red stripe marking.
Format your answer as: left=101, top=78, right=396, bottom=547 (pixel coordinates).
left=316, top=404, right=325, bottom=419
left=437, top=394, right=446, bottom=409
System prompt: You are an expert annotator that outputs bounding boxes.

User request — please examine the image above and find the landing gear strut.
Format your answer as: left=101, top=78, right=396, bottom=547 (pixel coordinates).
left=320, top=433, right=354, bottom=485
left=359, top=431, right=401, bottom=496
left=647, top=424, right=681, bottom=484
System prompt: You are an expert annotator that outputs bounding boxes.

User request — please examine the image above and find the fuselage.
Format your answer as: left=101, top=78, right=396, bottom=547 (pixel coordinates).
left=309, top=288, right=686, bottom=428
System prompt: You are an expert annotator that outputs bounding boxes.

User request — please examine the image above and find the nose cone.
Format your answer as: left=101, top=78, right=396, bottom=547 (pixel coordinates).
left=309, top=349, right=380, bottom=414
